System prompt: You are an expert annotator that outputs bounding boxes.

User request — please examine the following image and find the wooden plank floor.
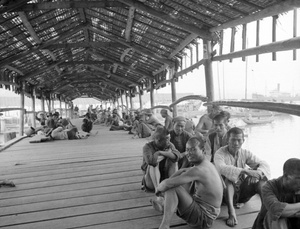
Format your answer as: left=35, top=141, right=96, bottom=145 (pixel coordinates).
left=0, top=119, right=260, bottom=229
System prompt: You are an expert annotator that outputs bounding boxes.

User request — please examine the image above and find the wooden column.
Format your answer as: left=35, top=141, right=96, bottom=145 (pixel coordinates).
left=293, top=9, right=297, bottom=60
left=31, top=88, right=36, bottom=128
left=129, top=95, right=133, bottom=110
left=203, top=39, right=214, bottom=103
left=41, top=93, right=45, bottom=112
left=139, top=89, right=143, bottom=110
left=59, top=100, right=62, bottom=117
left=171, top=77, right=177, bottom=117
left=120, top=93, right=124, bottom=112
left=125, top=93, right=129, bottom=114
left=242, top=24, right=247, bottom=61
left=256, top=20, right=260, bottom=62
left=117, top=98, right=120, bottom=109
left=272, top=15, right=278, bottom=61
left=51, top=99, right=55, bottom=112
left=19, top=82, right=25, bottom=136
left=65, top=103, right=68, bottom=118
left=150, top=79, right=154, bottom=108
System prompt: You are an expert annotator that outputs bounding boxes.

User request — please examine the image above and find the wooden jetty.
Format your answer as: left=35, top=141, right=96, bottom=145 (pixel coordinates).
left=0, top=120, right=260, bottom=229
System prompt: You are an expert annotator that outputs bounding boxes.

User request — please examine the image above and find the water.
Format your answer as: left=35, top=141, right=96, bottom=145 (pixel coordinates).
left=242, top=115, right=300, bottom=179
left=192, top=114, right=300, bottom=179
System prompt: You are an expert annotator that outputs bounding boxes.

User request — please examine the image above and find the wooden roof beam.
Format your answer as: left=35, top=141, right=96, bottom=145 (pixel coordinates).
left=118, top=0, right=212, bottom=40
left=18, top=1, right=126, bottom=11
left=18, top=11, right=61, bottom=74
left=88, top=26, right=174, bottom=67
left=86, top=49, right=153, bottom=80
left=125, top=7, right=135, bottom=42
left=213, top=36, right=300, bottom=62
left=47, top=42, right=124, bottom=50
left=0, top=23, right=88, bottom=69
left=210, top=0, right=300, bottom=32
left=4, top=65, right=24, bottom=75
left=88, top=63, right=139, bottom=86
left=153, top=34, right=198, bottom=75
left=58, top=60, right=111, bottom=66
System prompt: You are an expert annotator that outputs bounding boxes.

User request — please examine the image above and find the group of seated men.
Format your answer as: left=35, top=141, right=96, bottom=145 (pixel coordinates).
left=140, top=106, right=300, bottom=229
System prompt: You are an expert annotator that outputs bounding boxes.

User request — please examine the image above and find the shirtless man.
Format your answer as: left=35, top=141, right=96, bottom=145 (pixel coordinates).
left=154, top=137, right=223, bottom=229
left=160, top=109, right=173, bottom=132
left=195, top=105, right=221, bottom=135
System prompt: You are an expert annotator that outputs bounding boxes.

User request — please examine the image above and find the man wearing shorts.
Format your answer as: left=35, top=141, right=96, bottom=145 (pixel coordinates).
left=214, top=127, right=271, bottom=227
left=153, top=137, right=223, bottom=229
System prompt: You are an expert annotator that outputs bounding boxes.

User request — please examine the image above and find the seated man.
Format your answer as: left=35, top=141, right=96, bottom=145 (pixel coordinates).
left=133, top=109, right=161, bottom=138
left=195, top=105, right=221, bottom=136
left=144, top=109, right=162, bottom=130
left=214, top=127, right=271, bottom=227
left=252, top=158, right=300, bottom=229
left=141, top=127, right=180, bottom=206
left=153, top=137, right=223, bottom=229
left=160, top=109, right=173, bottom=132
left=206, top=113, right=228, bottom=163
left=169, top=116, right=192, bottom=169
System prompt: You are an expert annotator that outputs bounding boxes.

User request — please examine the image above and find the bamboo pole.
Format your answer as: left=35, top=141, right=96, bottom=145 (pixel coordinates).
left=293, top=9, right=297, bottom=60
left=272, top=15, right=278, bottom=61
left=19, top=83, right=25, bottom=136
left=230, top=27, right=236, bottom=63
left=213, top=36, right=300, bottom=61
left=31, top=88, right=36, bottom=128
left=129, top=95, right=133, bottom=110
left=203, top=40, right=214, bottom=103
left=120, top=93, right=124, bottom=113
left=150, top=79, right=154, bottom=108
left=242, top=24, right=247, bottom=61
left=41, top=93, right=45, bottom=112
left=256, top=20, right=260, bottom=62
left=139, top=89, right=143, bottom=110
left=125, top=93, right=129, bottom=114
left=171, top=77, right=177, bottom=117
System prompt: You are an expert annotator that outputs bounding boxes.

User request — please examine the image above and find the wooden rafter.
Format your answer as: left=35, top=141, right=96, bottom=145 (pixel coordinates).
left=210, top=0, right=300, bottom=32
left=4, top=65, right=24, bottom=75
left=213, top=36, right=300, bottom=61
left=0, top=81, right=20, bottom=88
left=118, top=0, right=211, bottom=39
left=18, top=1, right=125, bottom=11
left=125, top=7, right=135, bottom=42
left=86, top=49, right=153, bottom=80
left=153, top=34, right=198, bottom=75
left=47, top=42, right=124, bottom=50
left=88, top=26, right=174, bottom=67
left=0, top=23, right=88, bottom=69
left=18, top=11, right=61, bottom=74
left=58, top=60, right=111, bottom=66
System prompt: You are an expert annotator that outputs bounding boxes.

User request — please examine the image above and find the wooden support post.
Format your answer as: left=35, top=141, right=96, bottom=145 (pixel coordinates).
left=219, top=30, right=224, bottom=57
left=117, top=98, right=120, bottom=109
left=171, top=78, right=177, bottom=117
left=19, top=83, right=25, bottom=136
left=293, top=9, right=297, bottom=60
left=150, top=79, right=155, bottom=108
left=203, top=40, right=215, bottom=103
left=41, top=93, right=45, bottom=112
left=31, top=88, right=36, bottom=128
left=190, top=46, right=193, bottom=66
left=272, top=15, right=277, bottom=61
left=139, top=89, right=143, bottom=110
left=256, top=20, right=260, bottom=62
left=125, top=93, right=129, bottom=114
left=196, top=42, right=199, bottom=62
left=129, top=95, right=133, bottom=110
left=120, top=93, right=124, bottom=112
left=242, top=24, right=247, bottom=61
left=230, top=27, right=236, bottom=62
left=47, top=99, right=51, bottom=113
left=59, top=100, right=62, bottom=117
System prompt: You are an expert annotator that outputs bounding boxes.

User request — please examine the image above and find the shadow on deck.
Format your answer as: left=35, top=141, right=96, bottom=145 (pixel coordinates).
left=0, top=119, right=260, bottom=229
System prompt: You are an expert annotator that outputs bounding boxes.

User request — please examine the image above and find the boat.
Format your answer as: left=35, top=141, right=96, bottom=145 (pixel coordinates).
left=242, top=115, right=274, bottom=125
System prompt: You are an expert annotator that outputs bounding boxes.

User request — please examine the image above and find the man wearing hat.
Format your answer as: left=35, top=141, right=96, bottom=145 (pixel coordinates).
left=170, top=116, right=193, bottom=169
left=160, top=109, right=173, bottom=132
left=141, top=126, right=180, bottom=209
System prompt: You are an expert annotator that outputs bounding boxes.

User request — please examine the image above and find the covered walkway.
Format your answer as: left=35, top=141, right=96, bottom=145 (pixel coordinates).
left=0, top=120, right=259, bottom=229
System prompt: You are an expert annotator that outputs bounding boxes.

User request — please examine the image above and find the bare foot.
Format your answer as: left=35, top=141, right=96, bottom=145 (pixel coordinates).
left=150, top=198, right=164, bottom=213
left=226, top=214, right=238, bottom=227
left=234, top=203, right=244, bottom=209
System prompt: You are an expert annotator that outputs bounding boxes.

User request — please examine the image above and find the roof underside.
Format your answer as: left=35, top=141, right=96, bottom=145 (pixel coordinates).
left=0, top=0, right=289, bottom=102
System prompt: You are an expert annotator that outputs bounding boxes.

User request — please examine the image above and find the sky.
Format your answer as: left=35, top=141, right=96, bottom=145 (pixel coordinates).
left=157, top=9, right=300, bottom=100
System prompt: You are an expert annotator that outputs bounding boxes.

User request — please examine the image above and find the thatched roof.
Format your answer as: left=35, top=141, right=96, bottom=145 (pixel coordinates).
left=0, top=0, right=296, bottom=102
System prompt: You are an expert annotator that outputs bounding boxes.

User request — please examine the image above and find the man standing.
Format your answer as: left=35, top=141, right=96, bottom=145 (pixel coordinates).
left=206, top=113, right=228, bottom=163
left=252, top=158, right=300, bottom=229
left=214, top=127, right=271, bottom=227
left=160, top=109, right=173, bottom=132
left=153, top=137, right=223, bottom=229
